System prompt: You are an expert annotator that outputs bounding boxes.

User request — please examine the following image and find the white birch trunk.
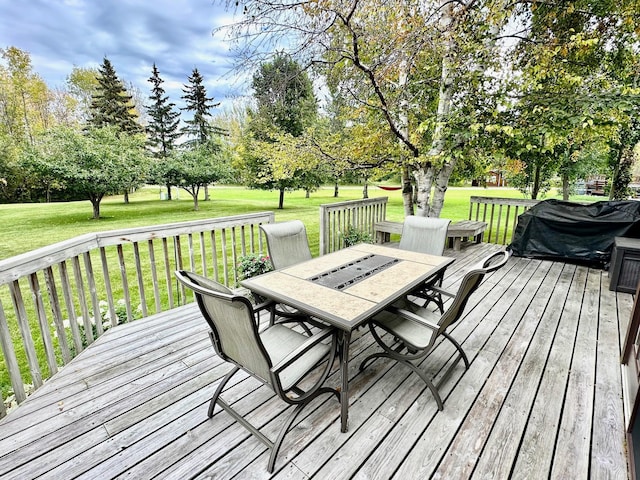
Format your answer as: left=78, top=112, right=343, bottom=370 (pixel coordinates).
left=415, top=1, right=455, bottom=217
left=398, top=51, right=415, bottom=217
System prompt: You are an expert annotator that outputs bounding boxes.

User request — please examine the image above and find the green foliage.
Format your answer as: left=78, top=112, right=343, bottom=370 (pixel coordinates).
left=237, top=253, right=274, bottom=280
left=252, top=53, right=317, bottom=137
left=88, top=57, right=142, bottom=134
left=66, top=66, right=99, bottom=123
left=25, top=126, right=148, bottom=218
left=342, top=225, right=373, bottom=247
left=239, top=55, right=321, bottom=208
left=164, top=141, right=232, bottom=210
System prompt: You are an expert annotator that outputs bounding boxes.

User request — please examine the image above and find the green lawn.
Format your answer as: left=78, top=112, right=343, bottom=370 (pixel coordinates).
left=0, top=184, right=539, bottom=260
left=0, top=183, right=599, bottom=400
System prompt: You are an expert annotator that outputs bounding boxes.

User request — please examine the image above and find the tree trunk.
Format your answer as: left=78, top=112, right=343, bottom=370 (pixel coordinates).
left=305, top=189, right=310, bottom=198
left=609, top=145, right=624, bottom=200
left=416, top=2, right=455, bottom=218
left=562, top=172, right=570, bottom=201
left=431, top=161, right=455, bottom=217
left=278, top=188, right=285, bottom=209
left=401, top=163, right=414, bottom=217
left=91, top=199, right=101, bottom=219
left=334, top=179, right=339, bottom=197
left=363, top=181, right=368, bottom=199
left=124, top=191, right=129, bottom=204
left=204, top=185, right=210, bottom=201
left=532, top=163, right=542, bottom=199
left=166, top=183, right=172, bottom=200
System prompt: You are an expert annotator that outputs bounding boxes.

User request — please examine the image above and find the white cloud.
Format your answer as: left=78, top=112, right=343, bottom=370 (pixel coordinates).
left=0, top=0, right=246, bottom=114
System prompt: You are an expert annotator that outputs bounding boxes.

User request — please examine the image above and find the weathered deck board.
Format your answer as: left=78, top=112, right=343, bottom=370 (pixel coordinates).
left=0, top=243, right=632, bottom=479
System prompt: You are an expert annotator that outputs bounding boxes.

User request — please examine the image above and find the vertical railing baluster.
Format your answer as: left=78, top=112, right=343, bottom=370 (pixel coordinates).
left=162, top=237, right=174, bottom=310
left=221, top=228, right=229, bottom=286
left=71, top=256, right=93, bottom=344
left=83, top=252, right=103, bottom=336
left=199, top=231, right=207, bottom=274
left=27, top=273, right=57, bottom=375
left=148, top=240, right=162, bottom=314
left=59, top=261, right=83, bottom=350
left=99, top=247, right=117, bottom=328
left=116, top=245, right=133, bottom=323
left=44, top=266, right=71, bottom=364
left=0, top=297, right=26, bottom=403
left=210, top=231, right=219, bottom=282
left=10, top=280, right=43, bottom=388
left=132, top=242, right=147, bottom=318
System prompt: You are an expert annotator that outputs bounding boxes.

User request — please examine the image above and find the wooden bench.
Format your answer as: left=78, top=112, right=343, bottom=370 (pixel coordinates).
left=375, top=219, right=488, bottom=251
left=374, top=220, right=403, bottom=244
left=447, top=220, right=488, bottom=251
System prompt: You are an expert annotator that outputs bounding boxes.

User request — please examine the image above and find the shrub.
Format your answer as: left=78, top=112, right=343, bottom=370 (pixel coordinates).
left=342, top=225, right=373, bottom=247
left=238, top=253, right=274, bottom=280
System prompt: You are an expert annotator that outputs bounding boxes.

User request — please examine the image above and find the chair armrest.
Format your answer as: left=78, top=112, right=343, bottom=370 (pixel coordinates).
left=385, top=306, right=440, bottom=331
left=271, top=326, right=336, bottom=374
left=426, top=285, right=455, bottom=298
left=253, top=299, right=274, bottom=313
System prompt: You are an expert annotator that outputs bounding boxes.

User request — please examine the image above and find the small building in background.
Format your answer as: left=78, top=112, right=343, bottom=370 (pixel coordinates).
left=472, top=170, right=507, bottom=187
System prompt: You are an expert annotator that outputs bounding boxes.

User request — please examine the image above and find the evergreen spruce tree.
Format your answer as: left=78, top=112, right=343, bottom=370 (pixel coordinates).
left=146, top=64, right=181, bottom=199
left=181, top=67, right=225, bottom=145
left=88, top=57, right=142, bottom=134
left=146, top=63, right=181, bottom=157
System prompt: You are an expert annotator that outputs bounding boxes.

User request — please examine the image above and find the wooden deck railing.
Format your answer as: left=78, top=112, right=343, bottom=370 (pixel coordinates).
left=469, top=196, right=539, bottom=245
left=319, top=197, right=388, bottom=255
left=0, top=212, right=275, bottom=415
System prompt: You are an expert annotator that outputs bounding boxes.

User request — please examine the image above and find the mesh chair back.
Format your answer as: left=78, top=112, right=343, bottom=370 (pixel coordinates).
left=399, top=216, right=451, bottom=255
left=436, top=250, right=510, bottom=336
left=176, top=271, right=273, bottom=385
left=260, top=220, right=313, bottom=269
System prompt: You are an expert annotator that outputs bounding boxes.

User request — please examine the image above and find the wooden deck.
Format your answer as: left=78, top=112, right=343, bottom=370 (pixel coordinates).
left=0, top=243, right=632, bottom=479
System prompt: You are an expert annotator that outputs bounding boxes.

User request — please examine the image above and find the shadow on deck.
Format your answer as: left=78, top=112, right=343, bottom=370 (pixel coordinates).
left=0, top=243, right=632, bottom=479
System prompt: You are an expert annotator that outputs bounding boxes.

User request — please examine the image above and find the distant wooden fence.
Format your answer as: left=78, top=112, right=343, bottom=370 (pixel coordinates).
left=0, top=212, right=274, bottom=416
left=468, top=196, right=539, bottom=245
left=319, top=196, right=540, bottom=256
left=319, top=197, right=388, bottom=255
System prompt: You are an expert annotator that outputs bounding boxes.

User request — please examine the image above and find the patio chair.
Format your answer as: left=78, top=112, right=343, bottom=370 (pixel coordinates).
left=260, top=220, right=313, bottom=269
left=399, top=215, right=451, bottom=312
left=260, top=220, right=318, bottom=331
left=175, top=270, right=339, bottom=473
left=359, top=250, right=509, bottom=410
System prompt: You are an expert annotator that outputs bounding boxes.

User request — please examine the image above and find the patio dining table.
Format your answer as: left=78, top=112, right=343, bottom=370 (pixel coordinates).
left=241, top=243, right=454, bottom=432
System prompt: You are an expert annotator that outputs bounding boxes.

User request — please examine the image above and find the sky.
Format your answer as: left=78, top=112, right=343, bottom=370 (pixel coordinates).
left=0, top=0, right=249, bottom=114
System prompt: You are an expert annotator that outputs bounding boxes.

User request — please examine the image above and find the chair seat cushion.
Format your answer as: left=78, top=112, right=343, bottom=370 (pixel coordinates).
left=261, top=325, right=331, bottom=390
left=372, top=299, right=440, bottom=350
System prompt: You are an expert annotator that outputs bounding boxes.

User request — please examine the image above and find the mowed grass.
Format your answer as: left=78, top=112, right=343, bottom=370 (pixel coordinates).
left=0, top=183, right=596, bottom=398
left=0, top=184, right=537, bottom=259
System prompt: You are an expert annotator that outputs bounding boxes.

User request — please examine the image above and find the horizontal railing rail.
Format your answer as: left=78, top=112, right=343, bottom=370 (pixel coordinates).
left=319, top=197, right=388, bottom=255
left=469, top=196, right=539, bottom=245
left=0, top=212, right=275, bottom=415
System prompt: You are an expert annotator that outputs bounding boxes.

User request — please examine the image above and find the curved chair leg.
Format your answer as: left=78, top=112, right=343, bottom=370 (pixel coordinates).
left=268, top=386, right=340, bottom=472
left=360, top=350, right=444, bottom=410
left=399, top=358, right=444, bottom=410
left=209, top=366, right=240, bottom=418
left=442, top=331, right=470, bottom=369
left=359, top=352, right=390, bottom=372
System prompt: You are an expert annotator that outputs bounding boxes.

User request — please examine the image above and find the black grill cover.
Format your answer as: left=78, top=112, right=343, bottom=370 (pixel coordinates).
left=508, top=199, right=640, bottom=268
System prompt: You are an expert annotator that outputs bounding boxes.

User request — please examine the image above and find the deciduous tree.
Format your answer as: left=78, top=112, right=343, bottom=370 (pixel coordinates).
left=26, top=126, right=148, bottom=218
left=242, top=54, right=320, bottom=208
left=217, top=0, right=507, bottom=217
left=165, top=141, right=232, bottom=210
